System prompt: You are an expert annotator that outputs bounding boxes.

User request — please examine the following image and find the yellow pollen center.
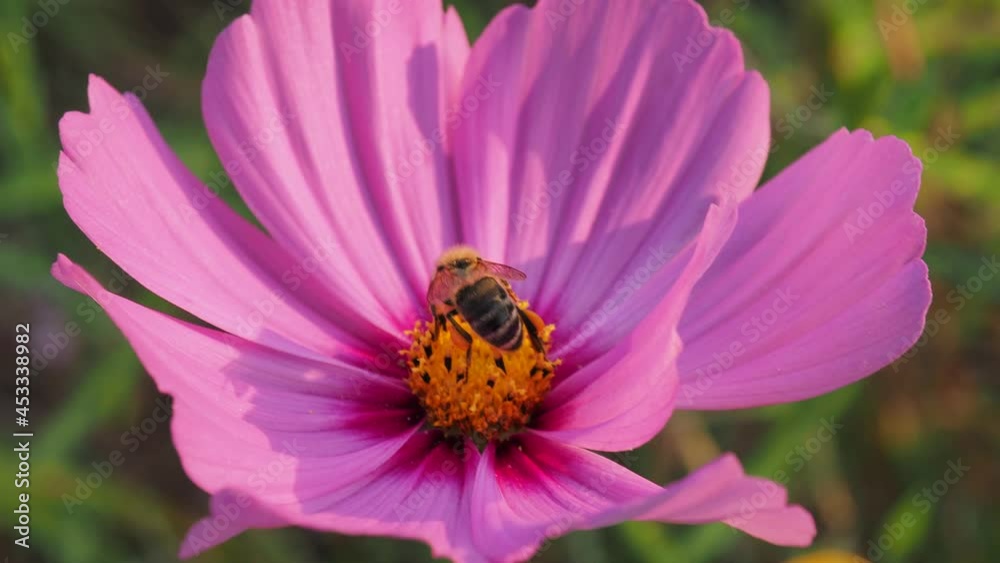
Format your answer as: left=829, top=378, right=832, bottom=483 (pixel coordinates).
left=402, top=301, right=558, bottom=442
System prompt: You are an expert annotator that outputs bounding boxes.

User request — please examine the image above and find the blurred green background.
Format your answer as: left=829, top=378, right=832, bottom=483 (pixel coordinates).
left=1, top=0, right=997, bottom=562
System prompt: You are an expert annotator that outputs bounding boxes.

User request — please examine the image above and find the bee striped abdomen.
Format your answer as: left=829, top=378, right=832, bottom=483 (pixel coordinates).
left=455, top=277, right=523, bottom=351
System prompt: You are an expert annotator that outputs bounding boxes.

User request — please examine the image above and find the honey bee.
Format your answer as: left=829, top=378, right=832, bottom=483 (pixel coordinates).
left=427, top=246, right=544, bottom=353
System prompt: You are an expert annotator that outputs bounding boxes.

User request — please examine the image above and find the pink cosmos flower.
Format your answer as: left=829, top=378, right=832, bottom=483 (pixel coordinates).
left=52, top=0, right=931, bottom=561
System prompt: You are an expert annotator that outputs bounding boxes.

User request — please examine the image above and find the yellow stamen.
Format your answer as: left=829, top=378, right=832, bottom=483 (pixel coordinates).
left=402, top=301, right=558, bottom=442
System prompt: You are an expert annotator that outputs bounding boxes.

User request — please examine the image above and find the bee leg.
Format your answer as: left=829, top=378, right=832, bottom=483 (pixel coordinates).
left=445, top=310, right=473, bottom=343
left=433, top=314, right=445, bottom=338
left=517, top=308, right=546, bottom=353
left=445, top=310, right=474, bottom=368
left=430, top=305, right=444, bottom=338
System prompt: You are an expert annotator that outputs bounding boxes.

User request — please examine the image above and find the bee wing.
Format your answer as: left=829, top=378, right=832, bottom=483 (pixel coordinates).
left=479, top=260, right=527, bottom=281
left=427, top=270, right=456, bottom=305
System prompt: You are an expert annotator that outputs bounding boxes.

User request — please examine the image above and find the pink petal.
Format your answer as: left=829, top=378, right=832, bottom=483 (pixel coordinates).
left=612, top=453, right=816, bottom=547
left=202, top=0, right=469, bottom=329
left=51, top=257, right=478, bottom=557
left=182, top=435, right=483, bottom=563
left=532, top=204, right=737, bottom=451
left=178, top=490, right=288, bottom=558
left=452, top=0, right=769, bottom=355
left=471, top=434, right=813, bottom=562
left=676, top=129, right=931, bottom=409
left=58, top=75, right=395, bottom=362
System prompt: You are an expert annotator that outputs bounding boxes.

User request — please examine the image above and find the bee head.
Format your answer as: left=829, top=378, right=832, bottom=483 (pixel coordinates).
left=436, top=245, right=480, bottom=276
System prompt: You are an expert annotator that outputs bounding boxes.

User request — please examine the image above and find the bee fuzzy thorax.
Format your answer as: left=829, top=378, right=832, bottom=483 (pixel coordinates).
left=435, top=245, right=479, bottom=269
left=402, top=300, right=558, bottom=443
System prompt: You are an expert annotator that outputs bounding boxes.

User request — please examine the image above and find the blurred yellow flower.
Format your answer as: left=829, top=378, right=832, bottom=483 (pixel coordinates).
left=786, top=550, right=870, bottom=563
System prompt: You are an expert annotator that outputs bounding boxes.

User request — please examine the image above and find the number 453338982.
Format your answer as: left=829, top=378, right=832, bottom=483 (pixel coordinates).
left=15, top=323, right=30, bottom=428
